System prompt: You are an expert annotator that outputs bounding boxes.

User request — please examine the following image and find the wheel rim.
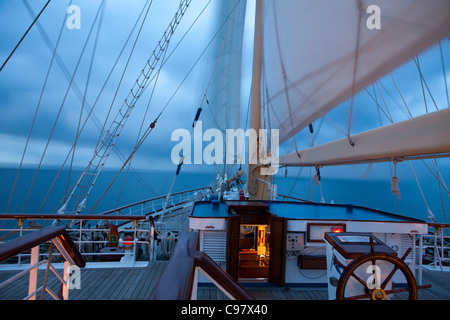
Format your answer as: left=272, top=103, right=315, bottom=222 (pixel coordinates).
left=335, top=252, right=418, bottom=300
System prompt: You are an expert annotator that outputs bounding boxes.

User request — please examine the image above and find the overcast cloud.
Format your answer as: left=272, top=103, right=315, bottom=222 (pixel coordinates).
left=0, top=0, right=449, bottom=181
left=0, top=0, right=222, bottom=173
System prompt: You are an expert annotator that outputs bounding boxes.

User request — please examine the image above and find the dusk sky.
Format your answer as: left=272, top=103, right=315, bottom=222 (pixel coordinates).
left=0, top=0, right=449, bottom=181
left=0, top=0, right=223, bottom=172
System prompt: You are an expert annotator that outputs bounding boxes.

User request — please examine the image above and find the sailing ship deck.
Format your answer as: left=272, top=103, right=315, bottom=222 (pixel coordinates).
left=1, top=262, right=450, bottom=300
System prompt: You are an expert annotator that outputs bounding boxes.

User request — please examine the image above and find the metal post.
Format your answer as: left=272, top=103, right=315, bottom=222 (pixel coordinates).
left=412, top=234, right=416, bottom=277
left=28, top=246, right=39, bottom=300
left=190, top=267, right=199, bottom=300
left=150, top=225, right=155, bottom=261
left=18, top=219, right=24, bottom=265
left=419, top=234, right=423, bottom=285
left=435, top=227, right=443, bottom=270
left=133, top=220, right=138, bottom=265
left=62, top=261, right=70, bottom=300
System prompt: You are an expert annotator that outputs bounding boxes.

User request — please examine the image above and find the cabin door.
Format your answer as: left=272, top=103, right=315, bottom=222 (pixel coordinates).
left=269, top=216, right=287, bottom=286
left=226, top=215, right=240, bottom=280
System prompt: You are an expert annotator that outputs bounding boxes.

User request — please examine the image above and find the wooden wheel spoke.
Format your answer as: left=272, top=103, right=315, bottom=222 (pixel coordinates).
left=350, top=271, right=368, bottom=288
left=380, top=265, right=399, bottom=289
left=343, top=293, right=371, bottom=300
left=384, top=287, right=411, bottom=296
left=336, top=250, right=419, bottom=300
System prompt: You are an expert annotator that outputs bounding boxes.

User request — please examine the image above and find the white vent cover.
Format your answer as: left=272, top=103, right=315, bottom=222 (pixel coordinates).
left=402, top=234, right=414, bottom=262
left=201, top=231, right=227, bottom=262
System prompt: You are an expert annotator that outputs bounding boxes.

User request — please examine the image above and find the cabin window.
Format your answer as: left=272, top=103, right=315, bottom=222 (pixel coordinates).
left=238, top=224, right=270, bottom=279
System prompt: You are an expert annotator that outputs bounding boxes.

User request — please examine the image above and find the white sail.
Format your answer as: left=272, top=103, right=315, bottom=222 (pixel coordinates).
left=261, top=0, right=450, bottom=145
left=279, top=108, right=450, bottom=167
left=202, top=0, right=247, bottom=177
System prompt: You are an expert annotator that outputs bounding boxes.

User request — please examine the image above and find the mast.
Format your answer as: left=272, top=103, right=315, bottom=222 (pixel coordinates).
left=247, top=0, right=272, bottom=200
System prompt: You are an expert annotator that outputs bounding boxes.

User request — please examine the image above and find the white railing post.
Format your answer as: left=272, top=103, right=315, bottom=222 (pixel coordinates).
left=150, top=224, right=155, bottom=261
left=18, top=219, right=24, bottom=265
left=419, top=234, right=423, bottom=285
left=28, top=246, right=39, bottom=300
left=133, top=220, right=138, bottom=264
left=190, top=267, right=199, bottom=300
left=62, top=261, right=70, bottom=300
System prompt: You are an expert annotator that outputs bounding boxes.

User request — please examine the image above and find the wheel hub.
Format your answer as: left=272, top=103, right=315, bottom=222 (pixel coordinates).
left=371, top=288, right=386, bottom=300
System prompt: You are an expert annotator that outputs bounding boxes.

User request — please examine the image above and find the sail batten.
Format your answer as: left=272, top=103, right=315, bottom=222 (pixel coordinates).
left=279, top=108, right=450, bottom=167
left=261, top=0, right=450, bottom=144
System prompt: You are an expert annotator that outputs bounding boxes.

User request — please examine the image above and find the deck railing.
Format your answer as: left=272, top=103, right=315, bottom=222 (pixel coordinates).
left=276, top=194, right=315, bottom=203
left=148, top=231, right=254, bottom=300
left=0, top=225, right=85, bottom=300
left=0, top=187, right=213, bottom=266
left=99, top=186, right=213, bottom=216
left=0, top=214, right=152, bottom=265
left=420, top=223, right=450, bottom=271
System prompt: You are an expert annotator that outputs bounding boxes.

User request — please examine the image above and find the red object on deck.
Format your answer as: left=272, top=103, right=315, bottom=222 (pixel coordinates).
left=123, top=236, right=134, bottom=247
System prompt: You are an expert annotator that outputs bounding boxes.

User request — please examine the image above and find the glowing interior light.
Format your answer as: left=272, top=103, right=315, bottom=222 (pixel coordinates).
left=332, top=228, right=343, bottom=233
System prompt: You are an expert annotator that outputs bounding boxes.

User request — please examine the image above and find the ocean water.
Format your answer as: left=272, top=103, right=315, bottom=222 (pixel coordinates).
left=0, top=167, right=448, bottom=223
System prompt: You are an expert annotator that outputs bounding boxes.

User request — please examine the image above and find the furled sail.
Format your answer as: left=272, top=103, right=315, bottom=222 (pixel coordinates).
left=261, top=0, right=450, bottom=145
left=279, top=108, right=450, bottom=167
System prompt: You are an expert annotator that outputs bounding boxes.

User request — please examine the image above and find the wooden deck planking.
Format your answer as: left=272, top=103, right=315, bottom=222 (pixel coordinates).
left=1, top=262, right=450, bottom=300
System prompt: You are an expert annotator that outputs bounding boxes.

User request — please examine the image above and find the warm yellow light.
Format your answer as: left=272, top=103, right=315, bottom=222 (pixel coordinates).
left=257, top=226, right=266, bottom=256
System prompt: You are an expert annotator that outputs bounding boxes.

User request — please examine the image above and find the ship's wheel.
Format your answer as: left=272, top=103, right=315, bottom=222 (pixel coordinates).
left=335, top=247, right=430, bottom=300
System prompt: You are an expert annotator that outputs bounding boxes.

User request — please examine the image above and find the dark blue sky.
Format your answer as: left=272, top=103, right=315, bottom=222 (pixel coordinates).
left=0, top=0, right=220, bottom=172
left=0, top=0, right=449, bottom=183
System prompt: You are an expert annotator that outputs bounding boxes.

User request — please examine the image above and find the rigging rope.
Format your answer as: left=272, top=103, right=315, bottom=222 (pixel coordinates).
left=6, top=0, right=70, bottom=213
left=160, top=1, right=242, bottom=218
left=37, top=0, right=158, bottom=214
left=21, top=1, right=105, bottom=214
left=433, top=159, right=448, bottom=224
left=0, top=0, right=51, bottom=73
left=66, top=0, right=106, bottom=201
left=60, top=0, right=192, bottom=215
left=439, top=41, right=450, bottom=108
left=420, top=159, right=450, bottom=197
left=364, top=86, right=391, bottom=124
left=92, top=0, right=154, bottom=159
left=414, top=56, right=440, bottom=112
left=271, top=2, right=301, bottom=158
left=115, top=0, right=215, bottom=209
left=409, top=161, right=436, bottom=223
left=389, top=73, right=413, bottom=118
left=110, top=0, right=156, bottom=210
left=346, top=0, right=364, bottom=147
left=86, top=0, right=221, bottom=214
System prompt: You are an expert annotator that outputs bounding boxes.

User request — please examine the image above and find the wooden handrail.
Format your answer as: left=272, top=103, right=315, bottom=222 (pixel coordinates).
left=148, top=231, right=253, bottom=300
left=0, top=225, right=85, bottom=268
left=148, top=231, right=198, bottom=299
left=193, top=251, right=254, bottom=300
